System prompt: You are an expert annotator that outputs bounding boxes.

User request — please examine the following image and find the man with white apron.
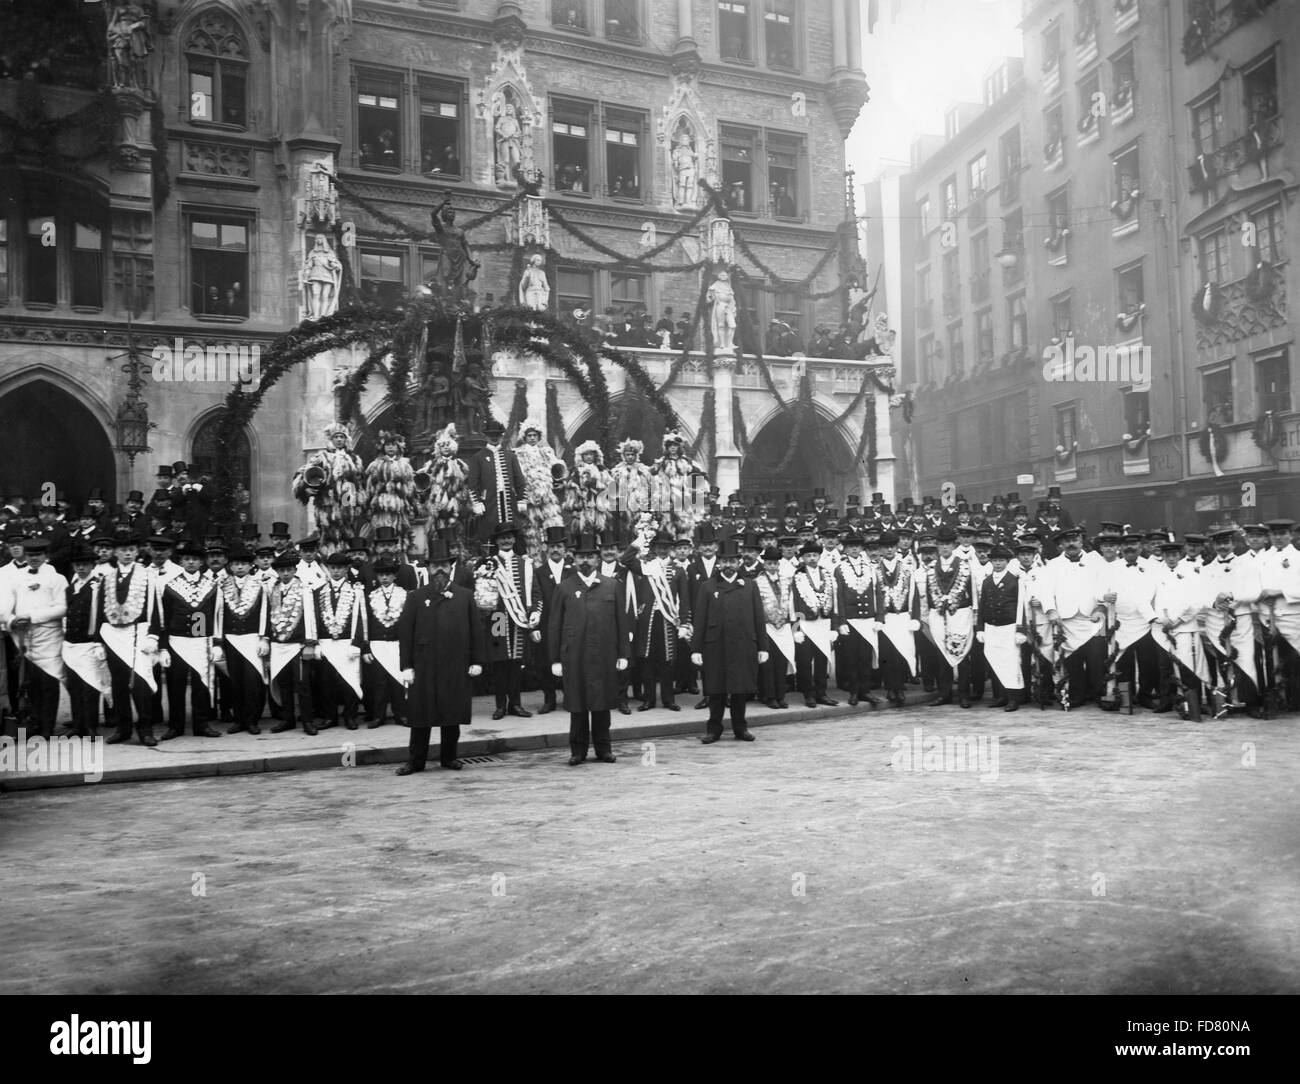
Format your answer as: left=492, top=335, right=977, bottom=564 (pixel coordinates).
left=1200, top=526, right=1265, bottom=715
left=63, top=546, right=112, bottom=737
left=312, top=552, right=367, bottom=730
left=790, top=542, right=838, bottom=708
left=975, top=544, right=1024, bottom=711
left=1039, top=527, right=1107, bottom=709
left=1151, top=538, right=1210, bottom=714
left=923, top=526, right=976, bottom=708
left=1099, top=533, right=1159, bottom=709
left=99, top=530, right=159, bottom=746
left=833, top=533, right=880, bottom=708
left=267, top=553, right=318, bottom=734
left=363, top=555, right=408, bottom=727
left=874, top=530, right=921, bottom=708
left=157, top=540, right=223, bottom=739
left=0, top=538, right=67, bottom=737
left=219, top=545, right=269, bottom=735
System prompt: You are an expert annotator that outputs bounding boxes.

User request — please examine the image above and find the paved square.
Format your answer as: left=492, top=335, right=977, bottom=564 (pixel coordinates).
left=2, top=707, right=1297, bottom=994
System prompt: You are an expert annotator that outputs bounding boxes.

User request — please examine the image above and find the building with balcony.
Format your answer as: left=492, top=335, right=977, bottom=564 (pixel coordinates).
left=1, top=0, right=882, bottom=531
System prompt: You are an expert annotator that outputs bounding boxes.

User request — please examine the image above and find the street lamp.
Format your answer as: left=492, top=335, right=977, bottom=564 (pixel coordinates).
left=111, top=320, right=155, bottom=467
left=996, top=245, right=1020, bottom=268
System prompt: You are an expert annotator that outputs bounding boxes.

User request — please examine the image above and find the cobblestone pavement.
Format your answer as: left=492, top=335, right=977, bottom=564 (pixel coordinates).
left=2, top=706, right=1297, bottom=994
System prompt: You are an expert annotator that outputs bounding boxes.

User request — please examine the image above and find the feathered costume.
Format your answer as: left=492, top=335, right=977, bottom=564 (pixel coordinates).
left=564, top=440, right=611, bottom=536
left=514, top=417, right=565, bottom=559
left=422, top=423, right=469, bottom=535
left=362, top=430, right=419, bottom=554
left=292, top=422, right=363, bottom=554
left=608, top=438, right=654, bottom=535
left=651, top=430, right=707, bottom=540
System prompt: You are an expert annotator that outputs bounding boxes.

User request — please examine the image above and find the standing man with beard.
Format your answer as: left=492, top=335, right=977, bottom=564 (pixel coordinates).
left=467, top=419, right=527, bottom=542
left=396, top=538, right=486, bottom=775
left=691, top=536, right=766, bottom=742
left=621, top=529, right=687, bottom=711
left=486, top=524, right=538, bottom=720
left=549, top=532, right=630, bottom=765
left=533, top=525, right=572, bottom=714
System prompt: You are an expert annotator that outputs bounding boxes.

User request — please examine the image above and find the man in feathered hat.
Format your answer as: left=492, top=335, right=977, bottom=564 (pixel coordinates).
left=419, top=422, right=470, bottom=540
left=293, top=421, right=364, bottom=554
left=362, top=431, right=420, bottom=556
left=564, top=440, right=611, bottom=537
left=608, top=437, right=654, bottom=539
left=512, top=417, right=564, bottom=559
left=651, top=429, right=708, bottom=541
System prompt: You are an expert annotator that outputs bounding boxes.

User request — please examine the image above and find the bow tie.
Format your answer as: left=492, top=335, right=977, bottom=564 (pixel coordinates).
left=27, top=567, right=37, bottom=575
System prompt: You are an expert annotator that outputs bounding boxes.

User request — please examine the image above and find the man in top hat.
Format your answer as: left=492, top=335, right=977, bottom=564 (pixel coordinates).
left=754, top=545, right=794, bottom=709
left=621, top=527, right=688, bottom=712
left=170, top=462, right=212, bottom=540
left=1038, top=526, right=1108, bottom=709
left=974, top=544, right=1025, bottom=711
left=485, top=522, right=539, bottom=720
left=366, top=525, right=422, bottom=591
left=395, top=537, right=486, bottom=774
left=219, top=544, right=270, bottom=735
left=0, top=538, right=68, bottom=737
left=157, top=540, right=223, bottom=739
left=691, top=535, right=766, bottom=742
left=790, top=539, right=838, bottom=707
left=467, top=418, right=527, bottom=542
left=311, top=551, right=368, bottom=730
left=810, top=488, right=831, bottom=526
left=35, top=502, right=73, bottom=579
left=97, top=529, right=161, bottom=746
left=63, top=544, right=112, bottom=737
left=923, top=526, right=977, bottom=708
left=548, top=531, right=630, bottom=765
left=296, top=535, right=328, bottom=590
left=362, top=555, right=408, bottom=728
left=532, top=525, right=573, bottom=714
left=269, top=521, right=295, bottom=558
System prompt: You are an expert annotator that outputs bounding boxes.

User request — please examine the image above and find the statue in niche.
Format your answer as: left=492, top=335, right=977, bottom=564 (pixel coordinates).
left=493, top=96, right=523, bottom=184
left=518, top=253, right=550, bottom=311
left=671, top=122, right=699, bottom=208
left=106, top=1, right=152, bottom=90
left=707, top=269, right=737, bottom=356
left=302, top=235, right=342, bottom=320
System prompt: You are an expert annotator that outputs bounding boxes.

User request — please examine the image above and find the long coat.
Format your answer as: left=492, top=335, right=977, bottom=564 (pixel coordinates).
left=547, top=573, right=629, bottom=712
left=397, top=582, right=486, bottom=728
left=691, top=574, right=764, bottom=695
left=466, top=444, right=527, bottom=540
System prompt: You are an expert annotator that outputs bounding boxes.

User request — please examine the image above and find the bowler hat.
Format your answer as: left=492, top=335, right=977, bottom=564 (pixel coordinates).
left=176, top=540, right=206, bottom=558
left=483, top=419, right=505, bottom=436
left=798, top=541, right=821, bottom=556
left=325, top=552, right=351, bottom=567
left=70, top=544, right=96, bottom=564
left=373, top=555, right=399, bottom=573
left=761, top=547, right=781, bottom=562
left=492, top=522, right=521, bottom=540
left=271, top=553, right=298, bottom=570
left=227, top=545, right=253, bottom=563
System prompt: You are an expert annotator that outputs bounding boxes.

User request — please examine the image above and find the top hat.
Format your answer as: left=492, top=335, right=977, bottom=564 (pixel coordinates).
left=126, top=490, right=144, bottom=503
left=572, top=531, right=600, bottom=554
left=372, top=526, right=399, bottom=544
left=172, top=461, right=189, bottom=475
left=270, top=521, right=292, bottom=538
left=813, top=488, right=827, bottom=500
left=870, top=492, right=884, bottom=503
left=483, top=419, right=506, bottom=436
left=87, top=488, right=105, bottom=502
left=716, top=536, right=741, bottom=559
left=240, top=523, right=260, bottom=540
left=157, top=465, right=173, bottom=479
left=543, top=525, right=568, bottom=546
left=696, top=523, right=717, bottom=545
left=846, top=494, right=860, bottom=507
left=425, top=538, right=454, bottom=563
left=598, top=528, right=619, bottom=549
left=955, top=501, right=970, bottom=513
left=1046, top=485, right=1062, bottom=500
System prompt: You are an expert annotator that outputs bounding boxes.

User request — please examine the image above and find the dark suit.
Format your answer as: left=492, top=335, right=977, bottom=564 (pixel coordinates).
left=534, top=557, right=574, bottom=709
left=547, top=572, right=629, bottom=760
left=397, top=581, right=486, bottom=769
left=691, top=572, right=765, bottom=736
left=466, top=443, right=526, bottom=541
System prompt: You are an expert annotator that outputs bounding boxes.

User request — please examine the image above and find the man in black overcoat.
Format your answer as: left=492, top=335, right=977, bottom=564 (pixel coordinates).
left=395, top=538, right=487, bottom=774
left=690, top=535, right=767, bottom=743
left=465, top=418, right=527, bottom=542
left=548, top=531, right=630, bottom=765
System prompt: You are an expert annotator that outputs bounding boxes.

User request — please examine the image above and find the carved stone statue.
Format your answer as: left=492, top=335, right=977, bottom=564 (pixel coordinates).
left=429, top=194, right=481, bottom=307
left=494, top=100, right=523, bottom=184
left=302, top=235, right=342, bottom=320
left=706, top=269, right=737, bottom=356
left=671, top=123, right=699, bottom=208
left=518, top=253, right=550, bottom=311
left=106, top=1, right=152, bottom=91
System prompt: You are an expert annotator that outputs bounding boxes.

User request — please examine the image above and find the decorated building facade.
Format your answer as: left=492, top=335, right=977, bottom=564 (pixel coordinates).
left=1, top=0, right=905, bottom=538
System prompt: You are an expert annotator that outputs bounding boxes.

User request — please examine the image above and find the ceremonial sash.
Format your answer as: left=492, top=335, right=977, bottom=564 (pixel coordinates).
left=847, top=618, right=878, bottom=655
left=494, top=556, right=531, bottom=628
left=880, top=612, right=917, bottom=676
left=99, top=622, right=158, bottom=692
left=982, top=623, right=1023, bottom=690
left=370, top=639, right=404, bottom=685
left=224, top=632, right=265, bottom=679
left=62, top=641, right=113, bottom=701
left=767, top=623, right=796, bottom=669
left=643, top=559, right=679, bottom=625
left=318, top=638, right=363, bottom=699
left=169, top=635, right=213, bottom=690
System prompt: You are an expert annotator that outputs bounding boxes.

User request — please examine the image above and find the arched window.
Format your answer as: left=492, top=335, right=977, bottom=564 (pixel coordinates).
left=191, top=414, right=252, bottom=517
left=185, top=10, right=249, bottom=128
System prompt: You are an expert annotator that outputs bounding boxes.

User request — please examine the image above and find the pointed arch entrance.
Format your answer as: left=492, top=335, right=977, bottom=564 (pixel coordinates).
left=0, top=378, right=115, bottom=506
left=739, top=406, right=860, bottom=507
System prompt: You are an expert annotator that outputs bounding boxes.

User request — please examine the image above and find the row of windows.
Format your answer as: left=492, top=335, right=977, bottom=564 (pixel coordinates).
left=550, top=0, right=802, bottom=71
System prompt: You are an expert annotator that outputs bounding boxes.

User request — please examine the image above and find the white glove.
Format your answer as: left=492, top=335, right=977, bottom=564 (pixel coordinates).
left=873, top=621, right=885, bottom=632
left=143, top=634, right=159, bottom=655
left=468, top=664, right=483, bottom=677
left=400, top=668, right=414, bottom=686
left=211, top=645, right=226, bottom=664
left=471, top=500, right=486, bottom=516
left=757, top=651, right=769, bottom=664
left=346, top=645, right=361, bottom=659
left=1014, top=632, right=1028, bottom=646
left=839, top=624, right=850, bottom=635
left=908, top=619, right=920, bottom=632
left=530, top=629, right=542, bottom=643
left=975, top=631, right=985, bottom=643
left=551, top=662, right=563, bottom=677
left=690, top=652, right=703, bottom=667
left=516, top=500, right=528, bottom=513
left=828, top=629, right=838, bottom=641
left=793, top=630, right=805, bottom=644
left=615, top=657, right=628, bottom=671
left=257, top=638, right=270, bottom=658
left=158, top=649, right=172, bottom=669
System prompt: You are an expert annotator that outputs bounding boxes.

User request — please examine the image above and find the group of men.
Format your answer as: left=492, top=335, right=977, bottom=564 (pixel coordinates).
left=3, top=478, right=1297, bottom=779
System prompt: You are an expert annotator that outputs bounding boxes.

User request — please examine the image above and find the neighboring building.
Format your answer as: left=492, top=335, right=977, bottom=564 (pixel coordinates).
left=1, top=0, right=891, bottom=530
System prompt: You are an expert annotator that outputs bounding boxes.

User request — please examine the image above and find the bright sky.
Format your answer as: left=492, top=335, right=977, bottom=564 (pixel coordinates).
left=848, top=0, right=1024, bottom=180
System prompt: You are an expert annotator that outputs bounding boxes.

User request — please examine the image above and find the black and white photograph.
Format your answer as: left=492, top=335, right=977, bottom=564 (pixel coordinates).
left=0, top=0, right=1295, bottom=1046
